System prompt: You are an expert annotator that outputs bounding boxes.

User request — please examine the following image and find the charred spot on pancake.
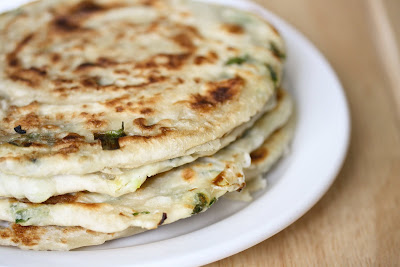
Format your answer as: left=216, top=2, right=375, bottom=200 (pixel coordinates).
left=75, top=62, right=98, bottom=71
left=250, top=147, right=269, bottom=164
left=158, top=213, right=167, bottom=226
left=80, top=76, right=101, bottom=88
left=62, top=133, right=85, bottom=142
left=6, top=33, right=34, bottom=67
left=43, top=194, right=79, bottom=204
left=51, top=1, right=108, bottom=32
left=8, top=67, right=47, bottom=88
left=236, top=182, right=246, bottom=192
left=70, top=0, right=105, bottom=16
left=53, top=16, right=80, bottom=32
left=190, top=77, right=244, bottom=111
left=14, top=125, right=26, bottom=134
left=221, top=23, right=245, bottom=34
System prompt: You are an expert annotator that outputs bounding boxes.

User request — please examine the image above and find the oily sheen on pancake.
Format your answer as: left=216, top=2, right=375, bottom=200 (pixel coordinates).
left=0, top=0, right=285, bottom=178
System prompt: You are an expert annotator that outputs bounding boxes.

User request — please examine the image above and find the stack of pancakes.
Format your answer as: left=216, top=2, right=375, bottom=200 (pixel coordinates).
left=0, top=0, right=294, bottom=250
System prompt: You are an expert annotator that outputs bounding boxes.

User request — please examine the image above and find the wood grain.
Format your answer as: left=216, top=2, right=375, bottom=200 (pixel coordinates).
left=206, top=0, right=400, bottom=266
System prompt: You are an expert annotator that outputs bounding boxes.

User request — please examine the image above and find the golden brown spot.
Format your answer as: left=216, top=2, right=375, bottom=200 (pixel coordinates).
left=43, top=194, right=79, bottom=204
left=250, top=147, right=269, bottom=164
left=62, top=133, right=85, bottom=141
left=0, top=230, right=11, bottom=239
left=51, top=53, right=61, bottom=63
left=11, top=224, right=43, bottom=247
left=193, top=77, right=201, bottom=83
left=15, top=112, right=41, bottom=129
left=87, top=119, right=107, bottom=128
left=141, top=0, right=158, bottom=6
left=104, top=95, right=130, bottom=108
left=194, top=56, right=208, bottom=65
left=181, top=25, right=203, bottom=39
left=134, top=118, right=156, bottom=130
left=276, top=88, right=285, bottom=102
left=222, top=24, right=245, bottom=34
left=86, top=229, right=97, bottom=234
left=114, top=69, right=130, bottom=75
left=182, top=168, right=196, bottom=181
left=56, top=113, right=65, bottom=120
left=140, top=108, right=154, bottom=114
left=194, top=51, right=218, bottom=65
left=115, top=106, right=125, bottom=112
left=213, top=171, right=229, bottom=187
left=266, top=21, right=280, bottom=35
left=172, top=33, right=195, bottom=50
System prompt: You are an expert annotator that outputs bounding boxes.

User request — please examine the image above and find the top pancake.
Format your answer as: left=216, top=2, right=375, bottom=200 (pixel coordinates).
left=0, top=0, right=285, bottom=177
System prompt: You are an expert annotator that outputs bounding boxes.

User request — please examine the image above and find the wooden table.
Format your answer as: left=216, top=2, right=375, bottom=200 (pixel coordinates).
left=207, top=0, right=400, bottom=265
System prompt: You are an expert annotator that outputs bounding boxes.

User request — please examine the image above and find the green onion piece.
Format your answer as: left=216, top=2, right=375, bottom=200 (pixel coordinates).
left=226, top=55, right=249, bottom=65
left=209, top=197, right=217, bottom=207
left=15, top=209, right=30, bottom=224
left=270, top=42, right=286, bottom=60
left=192, top=193, right=208, bottom=214
left=8, top=133, right=41, bottom=147
left=133, top=211, right=150, bottom=216
left=94, top=122, right=126, bottom=150
left=266, top=64, right=278, bottom=86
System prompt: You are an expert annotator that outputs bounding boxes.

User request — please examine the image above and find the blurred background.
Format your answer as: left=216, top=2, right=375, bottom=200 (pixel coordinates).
left=208, top=0, right=400, bottom=266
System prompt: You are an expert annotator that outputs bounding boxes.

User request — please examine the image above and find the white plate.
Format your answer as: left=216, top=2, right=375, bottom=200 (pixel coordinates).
left=0, top=0, right=350, bottom=266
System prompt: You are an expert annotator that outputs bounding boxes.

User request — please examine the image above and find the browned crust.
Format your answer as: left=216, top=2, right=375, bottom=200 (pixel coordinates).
left=250, top=147, right=269, bottom=164
left=190, top=77, right=244, bottom=112
left=182, top=168, right=196, bottom=181
left=221, top=23, right=245, bottom=34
